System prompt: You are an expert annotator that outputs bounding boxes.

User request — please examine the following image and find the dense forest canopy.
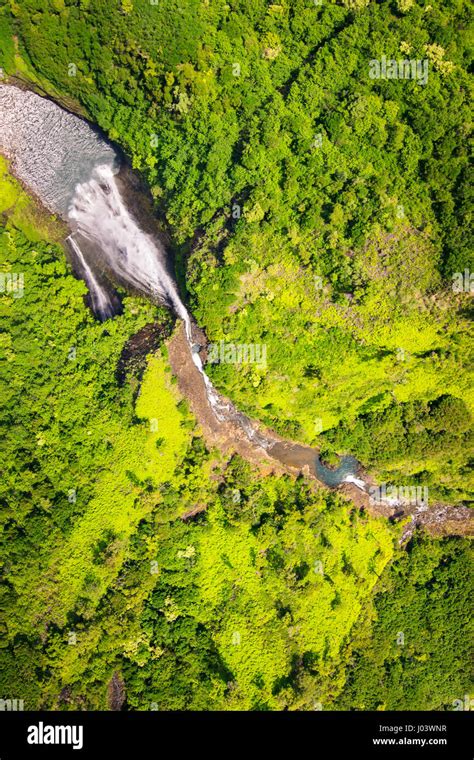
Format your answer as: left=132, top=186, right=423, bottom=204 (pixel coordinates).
left=0, top=0, right=472, bottom=710
left=1, top=0, right=471, bottom=500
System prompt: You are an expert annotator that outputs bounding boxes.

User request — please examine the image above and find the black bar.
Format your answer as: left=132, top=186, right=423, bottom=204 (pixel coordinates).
left=0, top=710, right=471, bottom=758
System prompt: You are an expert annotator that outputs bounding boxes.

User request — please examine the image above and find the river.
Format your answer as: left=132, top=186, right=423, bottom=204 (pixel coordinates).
left=1, top=81, right=471, bottom=538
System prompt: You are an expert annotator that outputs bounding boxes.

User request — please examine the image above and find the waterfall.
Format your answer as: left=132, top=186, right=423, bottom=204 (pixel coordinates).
left=66, top=165, right=276, bottom=442
left=67, top=164, right=241, bottom=424
left=68, top=165, right=185, bottom=312
left=66, top=236, right=116, bottom=321
left=0, top=84, right=278, bottom=443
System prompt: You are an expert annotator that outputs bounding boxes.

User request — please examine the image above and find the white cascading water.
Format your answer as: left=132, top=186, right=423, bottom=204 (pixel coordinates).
left=67, top=164, right=237, bottom=424
left=342, top=474, right=366, bottom=490
left=66, top=235, right=116, bottom=320
left=68, top=165, right=187, bottom=314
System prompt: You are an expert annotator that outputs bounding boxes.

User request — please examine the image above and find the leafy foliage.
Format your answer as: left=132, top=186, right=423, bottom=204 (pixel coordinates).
left=336, top=536, right=473, bottom=710
left=0, top=0, right=472, bottom=711
left=6, top=0, right=472, bottom=497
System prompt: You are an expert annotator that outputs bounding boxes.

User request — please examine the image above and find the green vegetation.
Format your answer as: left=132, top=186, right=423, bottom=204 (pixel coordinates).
left=3, top=0, right=471, bottom=501
left=0, top=167, right=396, bottom=708
left=336, top=536, right=473, bottom=710
left=0, top=159, right=176, bottom=632
left=0, top=0, right=472, bottom=711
